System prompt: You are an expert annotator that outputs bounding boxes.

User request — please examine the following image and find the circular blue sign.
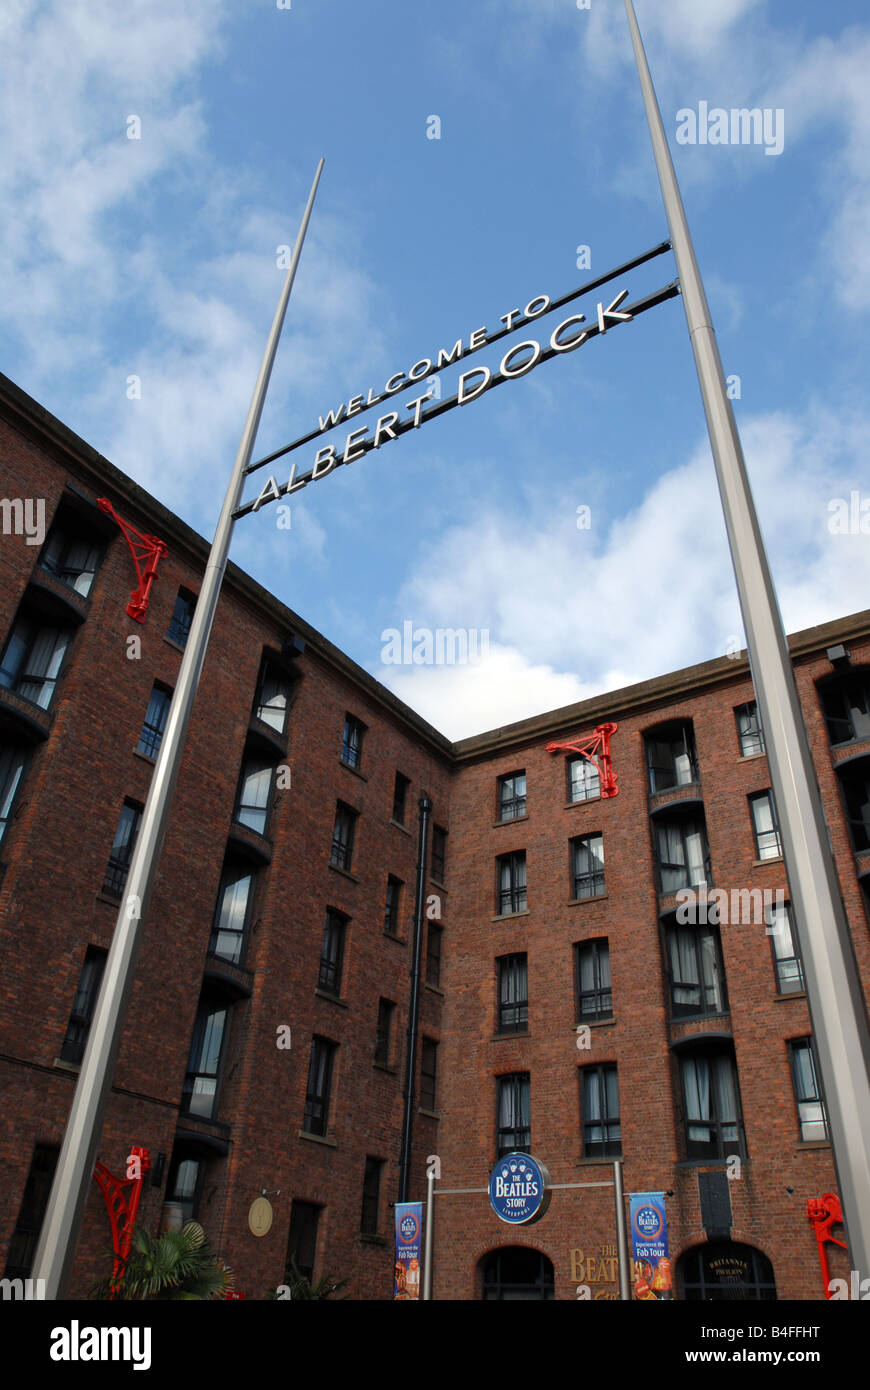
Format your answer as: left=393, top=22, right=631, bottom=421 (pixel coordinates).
left=489, top=1153, right=550, bottom=1225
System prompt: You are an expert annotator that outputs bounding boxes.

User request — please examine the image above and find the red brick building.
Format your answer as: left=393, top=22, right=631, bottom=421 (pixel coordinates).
left=0, top=370, right=865, bottom=1300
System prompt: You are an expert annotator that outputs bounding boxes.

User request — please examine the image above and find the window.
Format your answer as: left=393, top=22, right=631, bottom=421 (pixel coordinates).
left=375, top=999, right=394, bottom=1065
left=182, top=1002, right=228, bottom=1119
left=303, top=1036, right=336, bottom=1136
left=38, top=514, right=104, bottom=597
left=341, top=714, right=365, bottom=769
left=420, top=1037, right=438, bottom=1110
left=655, top=817, right=710, bottom=894
left=581, top=1064, right=621, bottom=1157
left=59, top=946, right=107, bottom=1065
left=767, top=901, right=804, bottom=994
left=750, top=790, right=781, bottom=860
left=209, top=864, right=254, bottom=965
left=498, top=771, right=526, bottom=821
left=646, top=723, right=698, bottom=793
left=0, top=617, right=69, bottom=709
left=384, top=875, right=402, bottom=935
left=431, top=824, right=447, bottom=882
left=2, top=1144, right=59, bottom=1280
left=360, top=1157, right=384, bottom=1234
left=497, top=953, right=528, bottom=1034
left=679, top=1242, right=776, bottom=1301
left=392, top=772, right=410, bottom=824
left=165, top=1156, right=202, bottom=1225
left=331, top=802, right=356, bottom=872
left=285, top=1201, right=320, bottom=1285
left=254, top=661, right=292, bottom=733
left=168, top=588, right=196, bottom=647
left=841, top=773, right=870, bottom=852
left=318, top=909, right=346, bottom=995
left=102, top=801, right=141, bottom=897
left=572, top=833, right=605, bottom=899
left=568, top=756, right=600, bottom=803
left=136, top=683, right=171, bottom=758
left=820, top=676, right=870, bottom=745
left=679, top=1047, right=745, bottom=1159
left=665, top=922, right=727, bottom=1018
left=735, top=701, right=765, bottom=757
left=234, top=757, right=274, bottom=835
left=497, top=1073, right=530, bottom=1158
left=788, top=1038, right=828, bottom=1143
left=575, top=939, right=612, bottom=1021
left=497, top=850, right=527, bottom=915
left=426, top=923, right=443, bottom=987
left=0, top=744, right=27, bottom=846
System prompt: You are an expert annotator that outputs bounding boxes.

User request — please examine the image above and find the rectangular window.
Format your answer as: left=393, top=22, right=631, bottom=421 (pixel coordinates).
left=2, top=1145, right=59, bottom=1280
left=431, top=824, right=447, bottom=882
left=750, top=790, right=782, bottom=860
left=235, top=758, right=274, bottom=835
left=166, top=1157, right=202, bottom=1226
left=39, top=519, right=103, bottom=597
left=182, top=1003, right=228, bottom=1120
left=497, top=953, right=528, bottom=1034
left=735, top=701, right=765, bottom=757
left=680, top=1050, right=744, bottom=1159
left=647, top=726, right=698, bottom=793
left=0, top=744, right=27, bottom=845
left=360, top=1156, right=384, bottom=1235
left=303, top=1036, right=336, bottom=1136
left=767, top=901, right=804, bottom=994
left=788, top=1038, right=828, bottom=1143
left=384, top=875, right=403, bottom=935
left=0, top=617, right=69, bottom=710
left=581, top=1064, right=621, bottom=1158
left=420, top=1038, right=438, bottom=1110
left=255, top=661, right=292, bottom=733
left=331, top=802, right=357, bottom=872
left=426, top=923, right=443, bottom=987
left=842, top=775, right=870, bottom=852
left=820, top=677, right=870, bottom=745
left=497, top=850, right=527, bottom=915
left=568, top=756, right=600, bottom=803
left=102, top=801, right=142, bottom=897
left=168, top=588, right=196, bottom=647
left=59, top=946, right=107, bottom=1065
left=497, top=771, right=526, bottom=822
left=497, top=1073, right=530, bottom=1158
left=575, top=939, right=613, bottom=1021
left=392, top=772, right=410, bottom=824
left=375, top=999, right=394, bottom=1066
left=318, top=910, right=346, bottom=995
left=572, top=833, right=605, bottom=899
left=285, top=1200, right=320, bottom=1285
left=210, top=865, right=254, bottom=965
left=666, top=923, right=727, bottom=1018
left=341, top=714, right=365, bottom=770
left=655, top=819, right=710, bottom=894
left=136, top=683, right=172, bottom=759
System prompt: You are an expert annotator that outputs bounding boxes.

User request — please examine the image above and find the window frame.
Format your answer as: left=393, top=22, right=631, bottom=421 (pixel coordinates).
left=575, top=938, right=613, bottom=1022
left=0, top=743, right=28, bottom=847
left=102, top=800, right=142, bottom=898
left=571, top=832, right=605, bottom=900
left=374, top=998, right=395, bottom=1066
left=209, top=863, right=255, bottom=966
left=303, top=1036, right=337, bottom=1137
left=664, top=920, right=728, bottom=1019
left=580, top=1062, right=621, bottom=1158
left=182, top=1000, right=229, bottom=1120
left=646, top=723, right=699, bottom=794
left=341, top=714, right=365, bottom=770
left=330, top=802, right=357, bottom=873
left=679, top=1046, right=746, bottom=1161
left=136, top=682, right=172, bottom=759
left=254, top=659, right=292, bottom=734
left=38, top=515, right=104, bottom=597
left=788, top=1037, right=829, bottom=1143
left=59, top=946, right=107, bottom=1065
left=749, top=789, right=782, bottom=861
left=497, top=952, right=529, bottom=1035
left=654, top=816, right=712, bottom=894
left=497, top=770, right=527, bottom=822
left=567, top=755, right=601, bottom=804
left=497, top=849, right=527, bottom=916
left=384, top=874, right=403, bottom=935
left=431, top=824, right=447, bottom=883
left=392, top=771, right=410, bottom=824
left=735, top=701, right=765, bottom=757
left=167, top=588, right=196, bottom=648
left=0, top=615, right=70, bottom=710
left=318, top=909, right=347, bottom=996
left=426, top=922, right=443, bottom=987
left=360, top=1156, right=384, bottom=1235
left=420, top=1037, right=438, bottom=1111
left=766, top=900, right=805, bottom=995
left=496, top=1072, right=531, bottom=1159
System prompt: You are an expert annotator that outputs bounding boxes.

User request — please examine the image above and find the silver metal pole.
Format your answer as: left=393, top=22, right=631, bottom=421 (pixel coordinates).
left=625, top=0, right=870, bottom=1282
left=613, top=1161, right=631, bottom=1301
left=422, top=1169, right=435, bottom=1301
left=33, top=159, right=325, bottom=1299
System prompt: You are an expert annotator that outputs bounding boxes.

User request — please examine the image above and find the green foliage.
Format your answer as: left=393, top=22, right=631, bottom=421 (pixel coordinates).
left=89, top=1220, right=233, bottom=1301
left=265, top=1258, right=349, bottom=1300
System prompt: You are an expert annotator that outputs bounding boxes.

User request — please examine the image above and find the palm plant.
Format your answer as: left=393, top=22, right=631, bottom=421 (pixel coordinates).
left=266, top=1258, right=349, bottom=1300
left=90, top=1220, right=234, bottom=1300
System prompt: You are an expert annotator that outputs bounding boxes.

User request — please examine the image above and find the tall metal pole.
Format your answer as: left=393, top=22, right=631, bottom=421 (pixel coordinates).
left=422, top=1166, right=436, bottom=1300
left=625, top=0, right=870, bottom=1281
left=398, top=795, right=432, bottom=1204
left=33, top=160, right=325, bottom=1299
left=613, top=1161, right=632, bottom=1301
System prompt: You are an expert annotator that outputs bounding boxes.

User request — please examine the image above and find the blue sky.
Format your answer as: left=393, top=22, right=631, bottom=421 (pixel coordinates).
left=2, top=0, right=869, bottom=738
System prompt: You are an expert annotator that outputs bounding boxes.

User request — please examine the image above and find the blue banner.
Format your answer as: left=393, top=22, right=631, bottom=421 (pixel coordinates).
left=394, top=1202, right=422, bottom=1300
left=629, top=1192, right=673, bottom=1301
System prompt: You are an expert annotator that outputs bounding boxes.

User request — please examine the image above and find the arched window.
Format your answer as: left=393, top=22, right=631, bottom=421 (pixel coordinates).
left=480, top=1247, right=555, bottom=1300
left=678, top=1241, right=776, bottom=1300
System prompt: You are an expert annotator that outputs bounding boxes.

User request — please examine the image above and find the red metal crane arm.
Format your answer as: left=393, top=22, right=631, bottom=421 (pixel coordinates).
left=546, top=722, right=619, bottom=798
left=97, top=498, right=168, bottom=624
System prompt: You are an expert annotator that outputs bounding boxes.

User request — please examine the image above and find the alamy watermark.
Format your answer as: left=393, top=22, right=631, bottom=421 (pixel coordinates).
left=0, top=497, right=46, bottom=547
left=381, top=622, right=490, bottom=665
left=676, top=103, right=784, bottom=156
left=676, top=886, right=785, bottom=926
left=828, top=492, right=870, bottom=534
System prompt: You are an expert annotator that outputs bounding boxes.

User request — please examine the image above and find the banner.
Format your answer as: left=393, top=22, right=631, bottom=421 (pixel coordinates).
left=629, top=1192, right=673, bottom=1301
left=394, top=1202, right=422, bottom=1301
